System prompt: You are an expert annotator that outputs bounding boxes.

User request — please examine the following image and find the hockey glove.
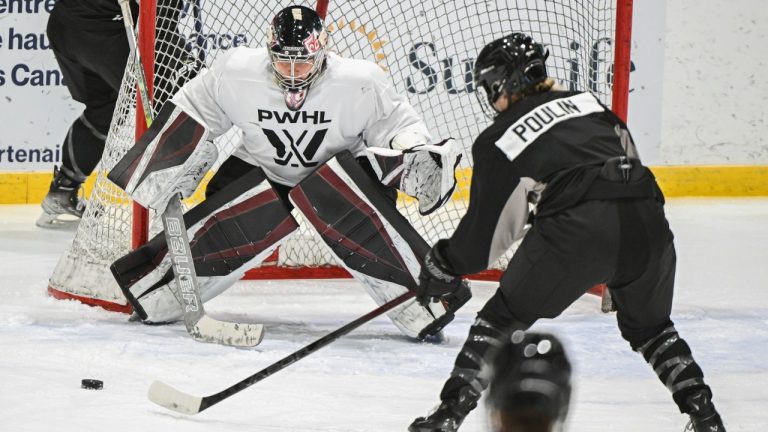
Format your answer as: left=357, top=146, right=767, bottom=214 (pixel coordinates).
left=366, top=139, right=461, bottom=215
left=417, top=242, right=464, bottom=307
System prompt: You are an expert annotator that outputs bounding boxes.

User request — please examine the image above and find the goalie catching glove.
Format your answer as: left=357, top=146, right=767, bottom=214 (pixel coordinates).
left=417, top=240, right=468, bottom=307
left=366, top=136, right=461, bottom=215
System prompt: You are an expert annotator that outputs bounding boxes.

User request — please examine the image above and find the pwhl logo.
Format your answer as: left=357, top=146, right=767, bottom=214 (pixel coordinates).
left=263, top=129, right=329, bottom=168
left=257, top=109, right=332, bottom=168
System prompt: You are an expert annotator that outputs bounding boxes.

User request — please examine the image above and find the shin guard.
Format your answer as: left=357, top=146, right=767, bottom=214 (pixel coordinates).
left=289, top=150, right=467, bottom=340
left=440, top=317, right=506, bottom=402
left=635, top=325, right=718, bottom=416
left=111, top=168, right=298, bottom=323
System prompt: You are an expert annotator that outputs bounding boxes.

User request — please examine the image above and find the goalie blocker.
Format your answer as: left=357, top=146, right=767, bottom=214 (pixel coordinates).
left=290, top=150, right=471, bottom=340
left=108, top=102, right=221, bottom=213
left=107, top=102, right=297, bottom=323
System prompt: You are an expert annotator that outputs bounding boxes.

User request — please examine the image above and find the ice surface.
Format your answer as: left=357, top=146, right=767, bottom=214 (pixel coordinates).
left=0, top=199, right=766, bottom=431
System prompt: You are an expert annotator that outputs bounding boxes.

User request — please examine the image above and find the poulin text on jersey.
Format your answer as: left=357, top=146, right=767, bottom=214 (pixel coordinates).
left=510, top=99, right=586, bottom=143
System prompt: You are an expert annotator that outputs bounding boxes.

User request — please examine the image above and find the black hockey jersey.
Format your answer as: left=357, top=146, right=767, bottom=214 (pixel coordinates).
left=441, top=90, right=655, bottom=275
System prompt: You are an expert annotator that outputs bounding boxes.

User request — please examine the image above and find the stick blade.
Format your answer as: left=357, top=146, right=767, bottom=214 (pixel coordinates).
left=148, top=381, right=203, bottom=415
left=191, top=315, right=265, bottom=347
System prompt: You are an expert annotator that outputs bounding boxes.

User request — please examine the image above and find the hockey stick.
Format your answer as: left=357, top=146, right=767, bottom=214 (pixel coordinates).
left=117, top=0, right=264, bottom=347
left=148, top=291, right=416, bottom=414
left=117, top=0, right=152, bottom=128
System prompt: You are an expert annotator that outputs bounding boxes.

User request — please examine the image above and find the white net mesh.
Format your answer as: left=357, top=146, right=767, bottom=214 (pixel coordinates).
left=49, top=0, right=618, bottom=303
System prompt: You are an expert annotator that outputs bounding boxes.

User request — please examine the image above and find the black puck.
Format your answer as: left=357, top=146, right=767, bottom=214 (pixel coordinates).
left=81, top=379, right=103, bottom=390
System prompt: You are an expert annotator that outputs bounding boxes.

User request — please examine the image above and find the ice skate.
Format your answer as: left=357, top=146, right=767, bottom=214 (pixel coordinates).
left=36, top=166, right=86, bottom=229
left=684, top=389, right=725, bottom=432
left=409, top=387, right=480, bottom=432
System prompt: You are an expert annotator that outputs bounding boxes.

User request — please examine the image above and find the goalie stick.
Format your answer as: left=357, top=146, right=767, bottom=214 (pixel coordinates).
left=117, top=0, right=264, bottom=347
left=148, top=291, right=416, bottom=414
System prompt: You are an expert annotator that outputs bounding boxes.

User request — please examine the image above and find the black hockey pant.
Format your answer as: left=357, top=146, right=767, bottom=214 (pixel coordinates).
left=47, top=10, right=130, bottom=181
left=440, top=197, right=673, bottom=400
left=479, top=197, right=676, bottom=346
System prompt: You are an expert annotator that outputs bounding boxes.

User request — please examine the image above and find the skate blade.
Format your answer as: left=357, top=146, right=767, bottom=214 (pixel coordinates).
left=36, top=212, right=81, bottom=230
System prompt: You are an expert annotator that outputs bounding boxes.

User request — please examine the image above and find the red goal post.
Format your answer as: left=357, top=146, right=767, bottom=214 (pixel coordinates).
left=48, top=0, right=634, bottom=312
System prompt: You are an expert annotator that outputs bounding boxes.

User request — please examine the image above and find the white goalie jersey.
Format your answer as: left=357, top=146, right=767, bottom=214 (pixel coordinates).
left=171, top=46, right=431, bottom=187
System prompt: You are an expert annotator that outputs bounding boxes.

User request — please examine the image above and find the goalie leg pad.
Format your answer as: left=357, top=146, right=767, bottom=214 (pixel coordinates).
left=289, top=150, right=461, bottom=340
left=112, top=168, right=298, bottom=323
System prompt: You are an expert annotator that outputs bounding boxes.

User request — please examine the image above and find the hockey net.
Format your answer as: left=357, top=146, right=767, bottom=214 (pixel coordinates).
left=48, top=0, right=632, bottom=311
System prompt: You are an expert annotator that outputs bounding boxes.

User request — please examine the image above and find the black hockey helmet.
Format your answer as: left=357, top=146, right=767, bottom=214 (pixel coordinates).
left=473, top=33, right=549, bottom=117
left=487, top=331, right=572, bottom=430
left=267, top=5, right=329, bottom=109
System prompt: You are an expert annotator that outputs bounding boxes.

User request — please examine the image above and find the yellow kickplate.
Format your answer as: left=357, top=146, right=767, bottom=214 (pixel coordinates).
left=1, top=165, right=767, bottom=204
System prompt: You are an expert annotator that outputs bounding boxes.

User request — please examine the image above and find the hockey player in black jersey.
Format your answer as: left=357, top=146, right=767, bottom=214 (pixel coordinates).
left=40, top=0, right=196, bottom=228
left=39, top=0, right=139, bottom=227
left=409, top=33, right=725, bottom=432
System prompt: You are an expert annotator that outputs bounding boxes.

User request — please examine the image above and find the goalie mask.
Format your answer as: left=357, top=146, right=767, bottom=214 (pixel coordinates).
left=268, top=5, right=329, bottom=110
left=473, top=32, right=549, bottom=118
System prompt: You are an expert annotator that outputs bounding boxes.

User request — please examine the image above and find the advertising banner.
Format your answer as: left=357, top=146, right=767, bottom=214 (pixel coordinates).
left=0, top=0, right=82, bottom=171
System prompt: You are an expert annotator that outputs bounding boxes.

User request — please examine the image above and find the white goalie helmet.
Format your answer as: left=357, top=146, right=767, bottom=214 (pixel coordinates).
left=267, top=5, right=329, bottom=110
